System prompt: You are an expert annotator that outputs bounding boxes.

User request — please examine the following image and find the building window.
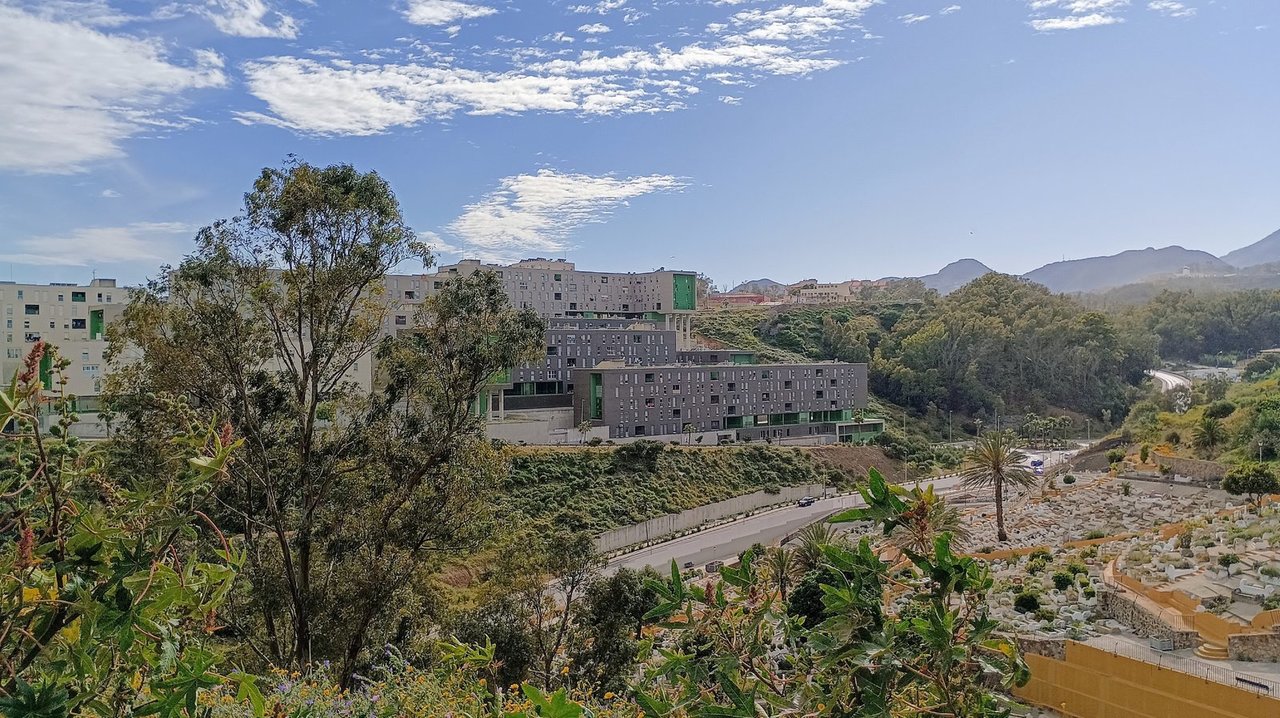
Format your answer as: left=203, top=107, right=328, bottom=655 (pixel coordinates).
left=727, top=406, right=738, bottom=415
left=547, top=346, right=558, bottom=356
left=784, top=380, right=793, bottom=389
left=634, top=425, right=646, bottom=436
left=569, top=302, right=578, bottom=310
left=761, top=392, right=770, bottom=401
left=601, top=277, right=608, bottom=284
left=710, top=395, right=720, bottom=404
left=72, top=292, right=85, bottom=302
left=710, top=371, right=719, bottom=380
left=633, top=334, right=642, bottom=343
left=554, top=292, right=562, bottom=301
left=394, top=315, right=407, bottom=325
left=24, top=304, right=39, bottom=315
left=554, top=273, right=562, bottom=281
left=404, top=290, right=417, bottom=300
left=816, top=390, right=824, bottom=399
left=622, top=304, right=629, bottom=311
left=24, top=333, right=40, bottom=342
left=57, top=294, right=64, bottom=302
left=72, top=318, right=85, bottom=329
left=727, top=382, right=736, bottom=391
left=761, top=370, right=772, bottom=379
left=815, top=368, right=824, bottom=377
left=672, top=408, right=681, bottom=418
left=433, top=281, right=443, bottom=289
left=566, top=357, right=577, bottom=367
left=644, top=373, right=655, bottom=383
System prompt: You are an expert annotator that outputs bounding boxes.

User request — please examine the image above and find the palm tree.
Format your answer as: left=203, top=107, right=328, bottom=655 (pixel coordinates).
left=888, top=484, right=972, bottom=555
left=793, top=522, right=839, bottom=573
left=1192, top=416, right=1225, bottom=456
left=959, top=431, right=1036, bottom=542
left=762, top=546, right=799, bottom=600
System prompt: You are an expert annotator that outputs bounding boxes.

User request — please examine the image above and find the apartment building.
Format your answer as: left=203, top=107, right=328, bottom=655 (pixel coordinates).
left=0, top=279, right=124, bottom=401
left=574, top=361, right=876, bottom=443
left=384, top=258, right=699, bottom=348
left=511, top=324, right=678, bottom=396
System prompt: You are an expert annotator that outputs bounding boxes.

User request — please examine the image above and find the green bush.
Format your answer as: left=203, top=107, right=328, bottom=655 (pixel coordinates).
left=1083, top=586, right=1097, bottom=599
left=1034, top=608, right=1057, bottom=622
left=1265, top=594, right=1280, bottom=611
left=1106, top=449, right=1126, bottom=464
left=1014, top=592, right=1041, bottom=613
left=1204, top=400, right=1236, bottom=419
left=1261, top=566, right=1280, bottom=579
left=1084, top=529, right=1106, bottom=540
left=1027, top=557, right=1048, bottom=574
left=1063, top=475, right=1077, bottom=485
left=1052, top=572, right=1073, bottom=591
left=1218, top=553, right=1240, bottom=567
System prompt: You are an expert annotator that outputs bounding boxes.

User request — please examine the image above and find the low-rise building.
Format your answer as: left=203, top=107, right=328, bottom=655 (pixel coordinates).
left=573, top=361, right=873, bottom=443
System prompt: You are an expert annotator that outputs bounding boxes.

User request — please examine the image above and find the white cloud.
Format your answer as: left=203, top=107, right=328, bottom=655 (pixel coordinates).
left=1030, top=12, right=1122, bottom=30
left=236, top=57, right=685, bottom=134
left=1147, top=1, right=1194, bottom=18
left=941, top=5, right=962, bottom=14
left=0, top=222, right=193, bottom=267
left=719, top=95, right=742, bottom=104
left=899, top=13, right=931, bottom=24
left=200, top=0, right=299, bottom=38
left=570, top=0, right=627, bottom=15
left=403, top=0, right=496, bottom=25
left=577, top=22, right=611, bottom=33
left=0, top=6, right=226, bottom=174
left=445, top=169, right=686, bottom=260
left=727, top=0, right=877, bottom=42
left=100, top=189, right=122, bottom=198
left=25, top=0, right=137, bottom=27
left=417, top=230, right=466, bottom=257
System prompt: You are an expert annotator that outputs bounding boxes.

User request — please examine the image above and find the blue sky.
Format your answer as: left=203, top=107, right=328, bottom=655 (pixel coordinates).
left=1, top=0, right=1277, bottom=289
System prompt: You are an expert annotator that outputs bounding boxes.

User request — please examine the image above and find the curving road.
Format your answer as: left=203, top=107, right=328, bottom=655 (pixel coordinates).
left=605, top=475, right=967, bottom=574
left=1149, top=369, right=1191, bottom=392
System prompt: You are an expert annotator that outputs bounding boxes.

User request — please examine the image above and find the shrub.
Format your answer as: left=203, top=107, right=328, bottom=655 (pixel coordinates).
left=1066, top=561, right=1088, bottom=576
left=1027, top=557, right=1048, bottom=574
left=1139, top=444, right=1150, bottom=463
left=1029, top=548, right=1052, bottom=561
left=1034, top=608, right=1057, bottom=622
left=1080, top=547, right=1098, bottom=559
left=1014, top=592, right=1041, bottom=613
left=1105, top=449, right=1126, bottom=464
left=1204, top=400, right=1236, bottom=419
left=588, top=437, right=603, bottom=446
left=1218, top=553, right=1240, bottom=567
left=1083, top=586, right=1097, bottom=599
left=1084, top=529, right=1106, bottom=540
left=1120, top=481, right=1132, bottom=496
left=1063, top=474, right=1077, bottom=485
left=1052, top=572, right=1073, bottom=591
left=1265, top=594, right=1280, bottom=611
left=1261, top=566, right=1280, bottom=579
left=1165, top=430, right=1182, bottom=446
left=977, top=546, right=995, bottom=554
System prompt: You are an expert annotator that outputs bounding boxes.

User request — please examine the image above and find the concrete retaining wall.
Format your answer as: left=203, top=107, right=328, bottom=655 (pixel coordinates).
left=593, top=482, right=829, bottom=553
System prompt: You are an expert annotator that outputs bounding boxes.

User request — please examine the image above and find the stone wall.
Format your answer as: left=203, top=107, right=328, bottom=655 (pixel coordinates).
left=1228, top=631, right=1280, bottom=662
left=1016, top=635, right=1067, bottom=661
left=1096, top=590, right=1199, bottom=649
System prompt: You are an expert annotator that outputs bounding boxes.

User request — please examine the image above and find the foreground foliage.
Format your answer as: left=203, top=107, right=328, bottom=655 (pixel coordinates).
left=1, top=347, right=245, bottom=717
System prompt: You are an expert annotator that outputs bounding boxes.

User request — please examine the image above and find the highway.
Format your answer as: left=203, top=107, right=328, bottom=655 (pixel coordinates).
left=605, top=474, right=966, bottom=574
left=1149, top=369, right=1191, bottom=391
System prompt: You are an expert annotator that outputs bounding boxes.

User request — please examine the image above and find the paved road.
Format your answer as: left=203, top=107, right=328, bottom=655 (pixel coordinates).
left=1149, top=369, right=1191, bottom=391
left=606, top=474, right=966, bottom=574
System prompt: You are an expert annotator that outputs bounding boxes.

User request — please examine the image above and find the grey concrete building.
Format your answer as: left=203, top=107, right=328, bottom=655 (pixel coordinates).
left=510, top=324, right=678, bottom=397
left=573, top=362, right=876, bottom=443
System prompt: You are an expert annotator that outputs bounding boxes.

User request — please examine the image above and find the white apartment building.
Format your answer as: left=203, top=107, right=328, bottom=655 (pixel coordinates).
left=0, top=279, right=125, bottom=403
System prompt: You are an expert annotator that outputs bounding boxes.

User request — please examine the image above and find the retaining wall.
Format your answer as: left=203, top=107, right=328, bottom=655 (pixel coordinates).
left=1096, top=590, right=1198, bottom=649
left=1229, top=632, right=1280, bottom=663
left=593, top=483, right=828, bottom=553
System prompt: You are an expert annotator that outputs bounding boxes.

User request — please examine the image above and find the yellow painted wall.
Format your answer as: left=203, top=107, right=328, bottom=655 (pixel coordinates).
left=1014, top=642, right=1280, bottom=718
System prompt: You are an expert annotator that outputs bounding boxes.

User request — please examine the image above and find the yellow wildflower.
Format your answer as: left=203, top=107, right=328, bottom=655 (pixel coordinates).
left=818, top=704, right=826, bottom=712
left=604, top=692, right=615, bottom=700
left=510, top=684, right=520, bottom=691
left=560, top=666, right=570, bottom=676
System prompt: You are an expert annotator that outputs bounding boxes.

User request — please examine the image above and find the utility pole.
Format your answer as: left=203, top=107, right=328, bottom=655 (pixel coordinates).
left=948, top=410, right=953, bottom=444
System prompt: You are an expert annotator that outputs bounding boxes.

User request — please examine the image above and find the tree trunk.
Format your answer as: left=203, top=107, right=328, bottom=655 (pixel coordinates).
left=995, top=478, right=1008, bottom=542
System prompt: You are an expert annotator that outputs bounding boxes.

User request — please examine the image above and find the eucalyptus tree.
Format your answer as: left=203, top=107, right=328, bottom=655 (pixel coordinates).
left=105, top=159, right=544, bottom=680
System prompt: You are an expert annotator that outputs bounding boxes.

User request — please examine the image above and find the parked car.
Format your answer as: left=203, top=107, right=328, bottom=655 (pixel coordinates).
left=798, top=496, right=816, bottom=507
left=1030, top=459, right=1044, bottom=467
left=682, top=561, right=695, bottom=570
left=705, top=560, right=724, bottom=572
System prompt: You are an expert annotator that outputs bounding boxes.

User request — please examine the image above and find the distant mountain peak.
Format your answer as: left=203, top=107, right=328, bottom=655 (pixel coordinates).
left=1022, top=245, right=1229, bottom=294
left=919, top=258, right=994, bottom=294
left=1221, top=228, right=1280, bottom=269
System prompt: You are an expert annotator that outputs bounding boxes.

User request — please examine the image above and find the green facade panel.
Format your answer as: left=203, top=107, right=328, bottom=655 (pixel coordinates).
left=672, top=273, right=696, bottom=311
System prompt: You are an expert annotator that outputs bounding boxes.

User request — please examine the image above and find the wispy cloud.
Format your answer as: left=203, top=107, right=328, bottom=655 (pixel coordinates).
left=941, top=5, right=962, bottom=15
left=444, top=169, right=687, bottom=261
left=577, top=22, right=611, bottom=34
left=403, top=0, right=496, bottom=26
left=0, top=222, right=193, bottom=267
left=1026, top=0, right=1130, bottom=30
left=0, top=5, right=226, bottom=173
left=198, top=0, right=300, bottom=38
left=898, top=13, right=931, bottom=25
left=1147, top=1, right=1195, bottom=18
left=100, top=189, right=122, bottom=198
